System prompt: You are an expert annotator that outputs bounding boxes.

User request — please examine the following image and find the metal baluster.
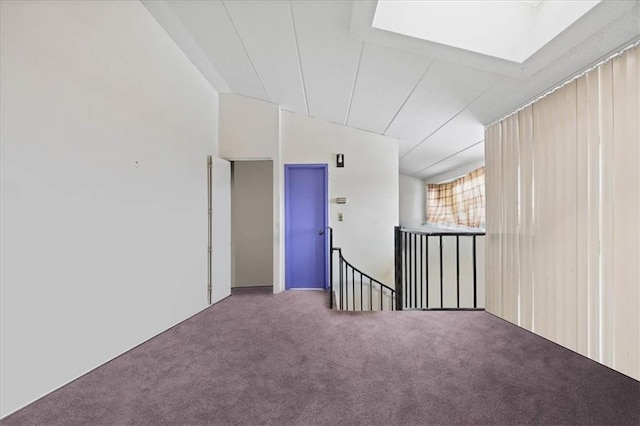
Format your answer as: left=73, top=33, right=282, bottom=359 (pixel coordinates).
left=370, top=278, right=373, bottom=311
left=404, top=231, right=408, bottom=308
left=339, top=254, right=343, bottom=310
left=207, top=156, right=212, bottom=305
left=439, top=235, right=443, bottom=308
left=420, top=234, right=423, bottom=309
left=329, top=230, right=333, bottom=309
left=394, top=227, right=403, bottom=311
left=342, top=261, right=346, bottom=311
left=426, top=235, right=429, bottom=309
left=456, top=235, right=460, bottom=309
left=346, top=265, right=350, bottom=311
left=352, top=267, right=355, bottom=311
left=410, top=233, right=414, bottom=308
left=473, top=235, right=477, bottom=309
left=408, top=233, right=411, bottom=308
left=413, top=233, right=417, bottom=308
left=360, top=272, right=363, bottom=311
left=409, top=233, right=412, bottom=308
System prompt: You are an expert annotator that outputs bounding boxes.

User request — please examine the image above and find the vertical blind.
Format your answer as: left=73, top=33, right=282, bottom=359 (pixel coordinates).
left=485, top=45, right=639, bottom=381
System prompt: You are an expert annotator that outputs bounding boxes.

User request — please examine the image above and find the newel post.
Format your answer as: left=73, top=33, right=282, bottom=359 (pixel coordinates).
left=394, top=226, right=403, bottom=311
left=329, top=227, right=333, bottom=309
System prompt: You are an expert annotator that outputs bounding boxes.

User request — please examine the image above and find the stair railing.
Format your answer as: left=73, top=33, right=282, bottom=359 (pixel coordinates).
left=326, top=227, right=484, bottom=312
left=394, top=226, right=485, bottom=311
left=326, top=227, right=396, bottom=311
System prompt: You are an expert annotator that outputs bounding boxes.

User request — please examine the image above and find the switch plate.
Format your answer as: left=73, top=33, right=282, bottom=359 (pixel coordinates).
left=338, top=212, right=343, bottom=221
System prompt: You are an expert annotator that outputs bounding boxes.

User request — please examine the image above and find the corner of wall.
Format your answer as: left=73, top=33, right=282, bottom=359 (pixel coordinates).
left=274, top=106, right=285, bottom=293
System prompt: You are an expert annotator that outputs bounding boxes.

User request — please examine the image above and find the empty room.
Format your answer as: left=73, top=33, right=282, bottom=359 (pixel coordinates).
left=1, top=0, right=638, bottom=424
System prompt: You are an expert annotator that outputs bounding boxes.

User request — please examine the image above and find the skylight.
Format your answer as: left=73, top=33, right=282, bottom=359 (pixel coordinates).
left=372, top=0, right=601, bottom=63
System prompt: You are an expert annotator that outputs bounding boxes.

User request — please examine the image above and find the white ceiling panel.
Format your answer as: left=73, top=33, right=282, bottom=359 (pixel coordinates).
left=223, top=1, right=306, bottom=115
left=146, top=0, right=639, bottom=179
left=417, top=142, right=485, bottom=180
left=399, top=110, right=484, bottom=175
left=387, top=60, right=502, bottom=146
left=291, top=1, right=363, bottom=125
left=397, top=138, right=418, bottom=160
left=471, top=7, right=640, bottom=126
left=166, top=0, right=266, bottom=100
left=354, top=1, right=638, bottom=79
left=346, top=43, right=432, bottom=134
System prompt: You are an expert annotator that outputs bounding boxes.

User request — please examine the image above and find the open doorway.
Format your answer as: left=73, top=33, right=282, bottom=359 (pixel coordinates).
left=230, top=160, right=274, bottom=290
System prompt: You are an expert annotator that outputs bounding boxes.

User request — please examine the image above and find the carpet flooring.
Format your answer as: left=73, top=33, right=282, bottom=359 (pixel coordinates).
left=2, top=287, right=638, bottom=425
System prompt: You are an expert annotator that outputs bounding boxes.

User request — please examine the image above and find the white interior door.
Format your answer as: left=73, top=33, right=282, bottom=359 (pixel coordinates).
left=210, top=156, right=231, bottom=304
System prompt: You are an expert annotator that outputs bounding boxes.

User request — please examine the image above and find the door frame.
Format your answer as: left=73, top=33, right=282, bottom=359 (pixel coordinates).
left=284, top=164, right=329, bottom=290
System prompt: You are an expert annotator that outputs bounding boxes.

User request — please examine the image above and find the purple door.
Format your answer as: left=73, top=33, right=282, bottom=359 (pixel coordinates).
left=285, top=164, right=328, bottom=290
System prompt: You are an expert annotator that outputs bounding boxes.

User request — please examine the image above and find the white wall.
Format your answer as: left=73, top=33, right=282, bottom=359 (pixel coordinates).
left=0, top=1, right=221, bottom=417
left=231, top=161, right=274, bottom=287
left=219, top=95, right=399, bottom=289
left=399, top=174, right=424, bottom=228
left=211, top=157, right=232, bottom=303
left=281, top=112, right=399, bottom=285
left=219, top=94, right=280, bottom=160
left=218, top=94, right=283, bottom=291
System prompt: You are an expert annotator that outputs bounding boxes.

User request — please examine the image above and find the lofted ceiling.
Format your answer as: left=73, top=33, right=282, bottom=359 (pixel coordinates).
left=143, top=0, right=640, bottom=181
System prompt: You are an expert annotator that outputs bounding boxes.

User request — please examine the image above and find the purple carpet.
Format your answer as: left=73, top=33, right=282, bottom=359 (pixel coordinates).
left=2, top=287, right=638, bottom=425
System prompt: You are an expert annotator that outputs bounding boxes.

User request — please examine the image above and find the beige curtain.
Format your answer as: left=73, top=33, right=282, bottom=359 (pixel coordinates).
left=426, top=167, right=485, bottom=228
left=485, top=45, right=639, bottom=381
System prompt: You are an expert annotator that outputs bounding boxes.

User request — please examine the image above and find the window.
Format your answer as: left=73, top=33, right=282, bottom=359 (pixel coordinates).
left=372, top=1, right=600, bottom=63
left=426, top=166, right=485, bottom=229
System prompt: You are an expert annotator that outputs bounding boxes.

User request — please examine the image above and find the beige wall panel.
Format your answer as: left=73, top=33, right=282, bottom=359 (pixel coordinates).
left=532, top=94, right=556, bottom=341
left=501, top=115, right=520, bottom=324
left=599, top=61, right=614, bottom=368
left=484, top=123, right=502, bottom=316
left=575, top=76, right=589, bottom=357
left=558, top=82, right=579, bottom=352
left=487, top=45, right=639, bottom=381
left=611, top=49, right=640, bottom=379
left=518, top=106, right=534, bottom=332
left=231, top=160, right=274, bottom=288
left=584, top=70, right=601, bottom=361
left=484, top=125, right=499, bottom=315
left=576, top=70, right=601, bottom=359
left=575, top=76, right=588, bottom=356
left=547, top=91, right=561, bottom=345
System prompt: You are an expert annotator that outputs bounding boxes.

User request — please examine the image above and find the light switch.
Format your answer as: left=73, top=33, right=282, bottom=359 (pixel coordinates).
left=338, top=212, right=343, bottom=221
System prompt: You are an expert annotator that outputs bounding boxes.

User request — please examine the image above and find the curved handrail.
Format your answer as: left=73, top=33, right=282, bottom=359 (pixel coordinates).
left=332, top=248, right=396, bottom=294
left=326, top=227, right=396, bottom=311
left=330, top=246, right=396, bottom=311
